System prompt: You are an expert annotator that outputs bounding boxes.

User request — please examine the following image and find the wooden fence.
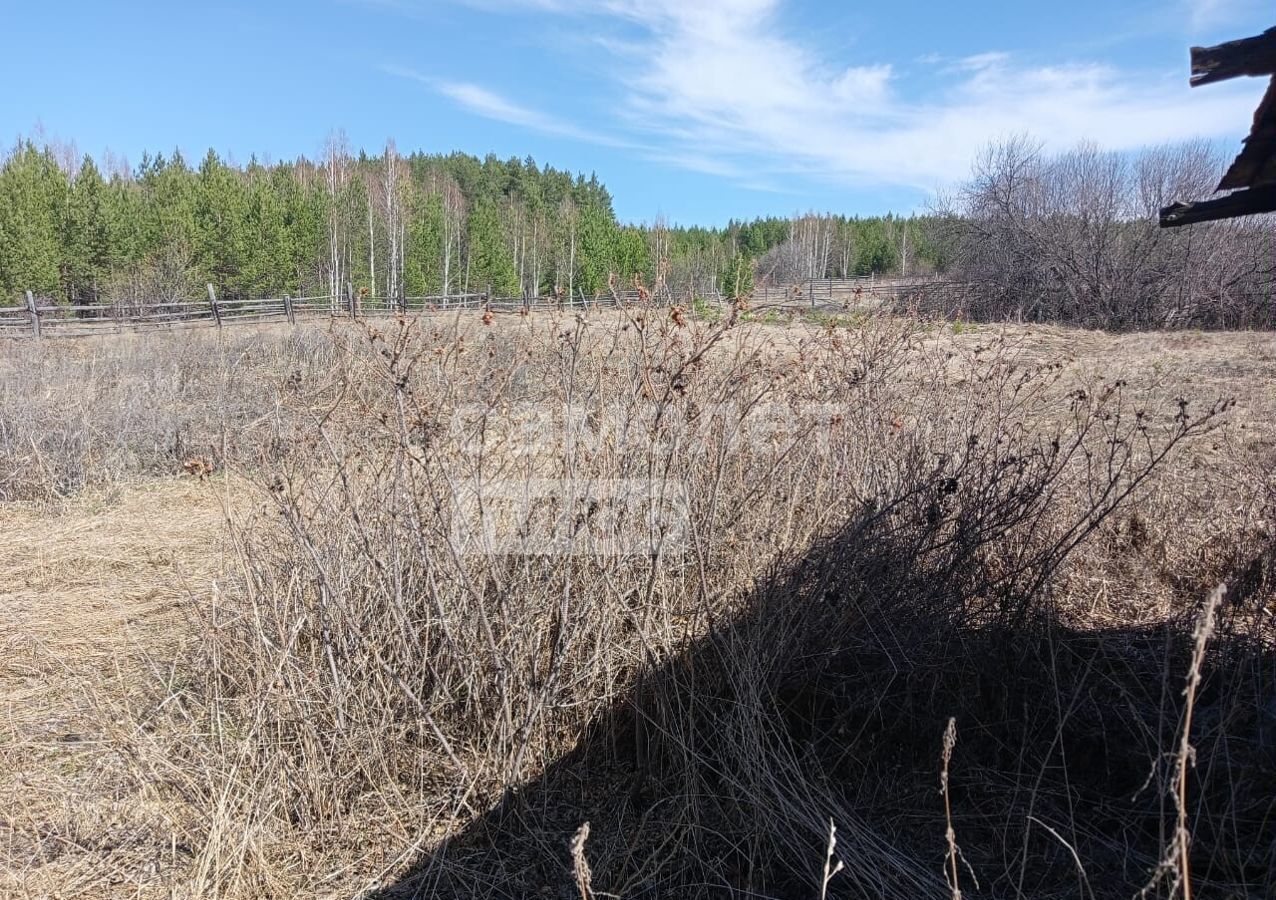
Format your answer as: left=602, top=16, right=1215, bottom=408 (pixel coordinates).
left=752, top=275, right=880, bottom=305
left=0, top=278, right=979, bottom=339
left=752, top=277, right=980, bottom=318
left=0, top=285, right=661, bottom=339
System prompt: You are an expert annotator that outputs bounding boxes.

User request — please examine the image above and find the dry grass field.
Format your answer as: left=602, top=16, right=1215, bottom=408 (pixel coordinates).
left=1, top=310, right=1273, bottom=899
left=0, top=480, right=227, bottom=898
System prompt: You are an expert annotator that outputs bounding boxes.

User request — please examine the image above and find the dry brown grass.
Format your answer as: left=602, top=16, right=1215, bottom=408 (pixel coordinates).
left=0, top=478, right=229, bottom=899
left=1, top=311, right=1273, bottom=899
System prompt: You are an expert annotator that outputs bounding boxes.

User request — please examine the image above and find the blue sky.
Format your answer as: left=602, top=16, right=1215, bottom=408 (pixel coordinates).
left=3, top=0, right=1272, bottom=224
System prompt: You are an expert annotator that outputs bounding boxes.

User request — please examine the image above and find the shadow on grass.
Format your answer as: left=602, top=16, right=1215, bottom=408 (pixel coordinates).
left=369, top=499, right=1276, bottom=900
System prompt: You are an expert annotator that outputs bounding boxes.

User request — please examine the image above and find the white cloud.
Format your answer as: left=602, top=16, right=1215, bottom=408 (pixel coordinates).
left=397, top=0, right=1263, bottom=192
left=598, top=0, right=1260, bottom=190
left=437, top=81, right=562, bottom=132
left=384, top=65, right=635, bottom=149
left=1185, top=0, right=1265, bottom=31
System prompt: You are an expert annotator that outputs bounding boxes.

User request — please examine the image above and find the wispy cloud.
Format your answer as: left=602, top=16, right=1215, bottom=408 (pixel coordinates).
left=389, top=0, right=1262, bottom=192
left=436, top=82, right=565, bottom=133
left=383, top=64, right=634, bottom=148
left=1184, top=0, right=1266, bottom=32
left=592, top=0, right=1259, bottom=190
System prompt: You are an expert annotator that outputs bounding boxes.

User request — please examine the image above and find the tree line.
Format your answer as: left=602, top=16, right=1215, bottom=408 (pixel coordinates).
left=0, top=134, right=941, bottom=307
left=9, top=132, right=1263, bottom=330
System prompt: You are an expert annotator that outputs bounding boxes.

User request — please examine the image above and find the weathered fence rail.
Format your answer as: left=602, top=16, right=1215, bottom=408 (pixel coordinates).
left=0, top=283, right=687, bottom=339
left=0, top=277, right=978, bottom=339
left=752, top=277, right=980, bottom=318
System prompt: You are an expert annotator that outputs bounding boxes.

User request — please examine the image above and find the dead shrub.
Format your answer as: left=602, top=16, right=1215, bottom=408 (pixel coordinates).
left=100, top=310, right=1275, bottom=899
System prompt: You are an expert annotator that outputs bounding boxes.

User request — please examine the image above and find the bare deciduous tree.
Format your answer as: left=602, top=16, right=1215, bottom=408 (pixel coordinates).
left=322, top=131, right=352, bottom=311
left=757, top=213, right=838, bottom=285
left=382, top=140, right=405, bottom=303
left=427, top=171, right=466, bottom=298
left=941, top=137, right=1276, bottom=329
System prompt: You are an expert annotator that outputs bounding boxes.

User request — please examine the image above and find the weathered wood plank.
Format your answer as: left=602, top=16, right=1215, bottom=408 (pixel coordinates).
left=1218, top=77, right=1276, bottom=190
left=25, top=291, right=40, bottom=339
left=207, top=283, right=222, bottom=329
left=1191, top=27, right=1276, bottom=86
left=1160, top=184, right=1276, bottom=227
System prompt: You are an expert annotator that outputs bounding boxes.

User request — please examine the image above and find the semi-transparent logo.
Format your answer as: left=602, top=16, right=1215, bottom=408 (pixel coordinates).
left=450, top=477, right=690, bottom=556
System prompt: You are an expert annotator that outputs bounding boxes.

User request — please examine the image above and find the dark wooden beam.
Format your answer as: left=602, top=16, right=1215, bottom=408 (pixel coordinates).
left=1160, top=184, right=1276, bottom=227
left=1218, top=76, right=1276, bottom=190
left=1191, top=27, right=1276, bottom=86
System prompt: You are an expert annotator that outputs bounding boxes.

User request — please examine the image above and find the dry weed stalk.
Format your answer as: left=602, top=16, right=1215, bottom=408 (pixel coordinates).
left=819, top=818, right=844, bottom=900
left=940, top=717, right=962, bottom=900
left=1142, top=582, right=1227, bottom=900
left=570, top=821, right=594, bottom=900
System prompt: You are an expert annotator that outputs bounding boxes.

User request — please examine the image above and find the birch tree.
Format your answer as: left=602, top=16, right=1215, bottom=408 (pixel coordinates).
left=322, top=131, right=352, bottom=311
left=381, top=140, right=406, bottom=303
left=432, top=171, right=466, bottom=297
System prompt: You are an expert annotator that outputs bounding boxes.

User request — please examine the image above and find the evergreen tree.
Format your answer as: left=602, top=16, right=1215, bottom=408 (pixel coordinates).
left=466, top=198, right=518, bottom=296
left=239, top=162, right=290, bottom=296
left=63, top=155, right=117, bottom=303
left=195, top=150, right=250, bottom=296
left=718, top=253, right=755, bottom=299
left=137, top=150, right=199, bottom=259
left=405, top=190, right=445, bottom=296
left=613, top=226, right=651, bottom=285
left=575, top=202, right=617, bottom=295
left=275, top=163, right=326, bottom=294
left=0, top=142, right=66, bottom=300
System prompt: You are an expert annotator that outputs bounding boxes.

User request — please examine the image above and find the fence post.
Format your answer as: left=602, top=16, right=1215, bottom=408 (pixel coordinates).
left=346, top=282, right=357, bottom=318
left=283, top=292, right=295, bottom=325
left=207, top=284, right=222, bottom=329
left=25, top=290, right=40, bottom=339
